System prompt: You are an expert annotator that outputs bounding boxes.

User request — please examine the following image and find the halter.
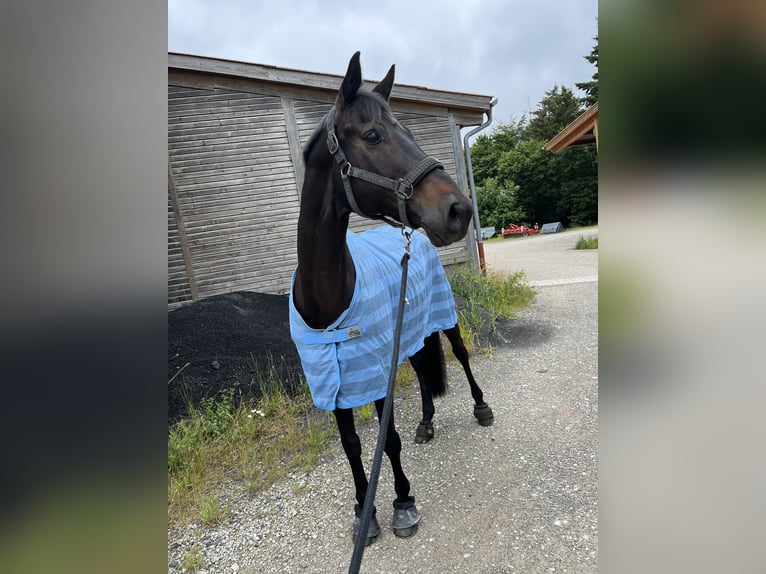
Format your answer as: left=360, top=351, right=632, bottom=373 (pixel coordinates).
left=325, top=106, right=444, bottom=230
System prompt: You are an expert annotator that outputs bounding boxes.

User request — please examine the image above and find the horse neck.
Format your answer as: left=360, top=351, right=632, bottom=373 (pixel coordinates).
left=293, top=154, right=356, bottom=330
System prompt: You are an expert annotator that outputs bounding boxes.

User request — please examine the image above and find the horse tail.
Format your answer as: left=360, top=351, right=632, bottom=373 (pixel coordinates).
left=417, top=331, right=448, bottom=398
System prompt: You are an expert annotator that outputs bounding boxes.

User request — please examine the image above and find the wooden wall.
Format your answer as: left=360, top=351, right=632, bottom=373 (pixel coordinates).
left=168, top=63, right=489, bottom=308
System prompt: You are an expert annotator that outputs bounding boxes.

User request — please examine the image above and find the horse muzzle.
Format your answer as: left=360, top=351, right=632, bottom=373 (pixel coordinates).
left=410, top=172, right=473, bottom=247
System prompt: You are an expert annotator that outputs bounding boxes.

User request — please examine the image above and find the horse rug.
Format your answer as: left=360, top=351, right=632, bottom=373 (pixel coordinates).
left=289, top=226, right=458, bottom=411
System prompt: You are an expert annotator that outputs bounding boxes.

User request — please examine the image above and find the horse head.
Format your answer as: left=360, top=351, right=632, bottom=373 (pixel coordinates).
left=327, top=52, right=473, bottom=247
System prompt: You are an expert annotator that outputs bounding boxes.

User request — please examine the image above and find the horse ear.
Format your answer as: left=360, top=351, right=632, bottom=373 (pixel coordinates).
left=372, top=65, right=395, bottom=103
left=337, top=51, right=362, bottom=109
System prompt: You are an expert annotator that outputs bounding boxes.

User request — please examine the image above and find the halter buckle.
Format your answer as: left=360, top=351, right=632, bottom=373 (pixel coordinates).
left=396, top=180, right=414, bottom=200
left=327, top=132, right=339, bottom=154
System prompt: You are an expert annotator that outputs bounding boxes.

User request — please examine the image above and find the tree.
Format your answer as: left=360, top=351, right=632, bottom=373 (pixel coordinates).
left=555, top=146, right=598, bottom=227
left=496, top=138, right=559, bottom=225
left=475, top=178, right=526, bottom=231
left=525, top=86, right=583, bottom=142
left=469, top=115, right=527, bottom=184
left=575, top=35, right=598, bottom=107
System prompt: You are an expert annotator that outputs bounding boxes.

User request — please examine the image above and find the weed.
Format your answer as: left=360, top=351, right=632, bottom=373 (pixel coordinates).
left=447, top=266, right=535, bottom=348
left=181, top=545, right=204, bottom=572
left=168, top=370, right=333, bottom=526
left=199, top=495, right=229, bottom=525
left=575, top=235, right=598, bottom=249
left=395, top=362, right=415, bottom=395
left=357, top=402, right=375, bottom=422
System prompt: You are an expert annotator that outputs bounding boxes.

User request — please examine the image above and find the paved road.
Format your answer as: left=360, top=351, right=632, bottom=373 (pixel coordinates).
left=170, top=229, right=599, bottom=574
left=483, top=228, right=598, bottom=287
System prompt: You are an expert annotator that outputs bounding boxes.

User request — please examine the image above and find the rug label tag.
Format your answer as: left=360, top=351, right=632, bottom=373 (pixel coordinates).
left=346, top=325, right=362, bottom=339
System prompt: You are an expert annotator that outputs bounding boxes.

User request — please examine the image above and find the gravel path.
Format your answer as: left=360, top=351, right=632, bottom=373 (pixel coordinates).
left=168, top=280, right=598, bottom=574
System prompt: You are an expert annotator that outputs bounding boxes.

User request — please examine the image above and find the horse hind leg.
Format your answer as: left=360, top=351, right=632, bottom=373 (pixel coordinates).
left=333, top=407, right=380, bottom=546
left=373, top=398, right=421, bottom=538
left=443, top=325, right=495, bottom=426
left=408, top=331, right=446, bottom=444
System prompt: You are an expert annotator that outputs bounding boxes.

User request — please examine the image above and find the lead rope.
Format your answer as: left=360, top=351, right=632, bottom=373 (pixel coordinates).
left=347, top=229, right=412, bottom=574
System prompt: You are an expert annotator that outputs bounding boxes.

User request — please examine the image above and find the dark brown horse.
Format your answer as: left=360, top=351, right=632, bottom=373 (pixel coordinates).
left=289, top=52, right=493, bottom=545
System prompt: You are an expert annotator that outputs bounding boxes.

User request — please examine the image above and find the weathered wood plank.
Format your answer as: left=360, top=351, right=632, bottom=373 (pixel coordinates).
left=281, top=95, right=306, bottom=195
left=175, top=177, right=295, bottom=196
left=167, top=163, right=198, bottom=301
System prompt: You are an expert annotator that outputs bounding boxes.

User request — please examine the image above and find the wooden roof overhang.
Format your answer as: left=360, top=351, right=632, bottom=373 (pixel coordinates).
left=544, top=102, right=599, bottom=152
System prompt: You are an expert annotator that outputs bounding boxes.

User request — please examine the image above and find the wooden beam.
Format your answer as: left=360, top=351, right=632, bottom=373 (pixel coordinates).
left=544, top=102, right=599, bottom=153
left=281, top=95, right=305, bottom=195
left=168, top=162, right=199, bottom=300
left=593, top=116, right=599, bottom=152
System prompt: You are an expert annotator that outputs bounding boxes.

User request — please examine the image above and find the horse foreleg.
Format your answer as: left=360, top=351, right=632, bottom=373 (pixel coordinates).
left=333, top=407, right=380, bottom=545
left=373, top=398, right=421, bottom=537
left=443, top=325, right=495, bottom=426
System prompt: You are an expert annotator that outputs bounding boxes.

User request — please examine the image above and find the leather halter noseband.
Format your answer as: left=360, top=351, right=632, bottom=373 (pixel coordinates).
left=324, top=106, right=444, bottom=230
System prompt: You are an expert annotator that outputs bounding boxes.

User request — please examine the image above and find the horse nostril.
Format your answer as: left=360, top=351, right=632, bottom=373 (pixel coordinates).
left=449, top=201, right=471, bottom=224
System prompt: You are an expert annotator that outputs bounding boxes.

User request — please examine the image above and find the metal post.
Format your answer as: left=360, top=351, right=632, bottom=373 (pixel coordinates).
left=448, top=112, right=478, bottom=269
left=463, top=97, right=497, bottom=275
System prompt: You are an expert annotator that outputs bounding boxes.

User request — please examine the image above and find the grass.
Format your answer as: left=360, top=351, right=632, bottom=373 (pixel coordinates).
left=575, top=235, right=598, bottom=249
left=199, top=495, right=229, bottom=525
left=182, top=545, right=204, bottom=572
left=447, top=265, right=536, bottom=352
left=168, top=376, right=335, bottom=526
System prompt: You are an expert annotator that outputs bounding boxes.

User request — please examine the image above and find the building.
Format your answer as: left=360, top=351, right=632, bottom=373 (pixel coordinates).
left=168, top=53, right=494, bottom=307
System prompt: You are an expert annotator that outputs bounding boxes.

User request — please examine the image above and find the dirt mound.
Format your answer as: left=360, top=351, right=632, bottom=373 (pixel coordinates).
left=168, top=291, right=303, bottom=422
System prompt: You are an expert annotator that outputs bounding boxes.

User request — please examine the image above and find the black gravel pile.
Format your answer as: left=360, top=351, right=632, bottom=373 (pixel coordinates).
left=168, top=291, right=303, bottom=422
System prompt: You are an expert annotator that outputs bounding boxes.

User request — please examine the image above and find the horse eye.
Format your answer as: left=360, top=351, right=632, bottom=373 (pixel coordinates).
left=363, top=130, right=382, bottom=145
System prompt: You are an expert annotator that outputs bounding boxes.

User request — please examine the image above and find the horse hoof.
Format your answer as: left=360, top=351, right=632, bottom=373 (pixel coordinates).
left=352, top=505, right=380, bottom=546
left=415, top=423, right=434, bottom=444
left=393, top=523, right=419, bottom=538
left=392, top=498, right=421, bottom=538
left=474, top=403, right=494, bottom=426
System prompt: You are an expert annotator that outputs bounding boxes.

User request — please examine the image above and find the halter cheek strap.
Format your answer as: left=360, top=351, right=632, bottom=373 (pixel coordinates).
left=325, top=106, right=444, bottom=230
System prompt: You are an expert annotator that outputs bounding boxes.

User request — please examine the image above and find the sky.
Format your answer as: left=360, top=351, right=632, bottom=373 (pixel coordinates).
left=168, top=0, right=597, bottom=135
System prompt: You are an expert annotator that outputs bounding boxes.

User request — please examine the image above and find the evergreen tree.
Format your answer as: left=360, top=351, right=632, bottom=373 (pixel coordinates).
left=525, top=86, right=583, bottom=142
left=575, top=35, right=598, bottom=107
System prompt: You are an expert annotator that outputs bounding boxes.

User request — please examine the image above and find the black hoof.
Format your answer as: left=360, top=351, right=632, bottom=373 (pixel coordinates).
left=393, top=523, right=419, bottom=538
left=352, top=505, right=380, bottom=546
left=392, top=498, right=421, bottom=538
left=415, top=423, right=434, bottom=444
left=474, top=403, right=494, bottom=426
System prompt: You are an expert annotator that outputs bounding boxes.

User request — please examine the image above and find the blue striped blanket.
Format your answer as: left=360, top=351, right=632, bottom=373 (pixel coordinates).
left=289, top=227, right=457, bottom=411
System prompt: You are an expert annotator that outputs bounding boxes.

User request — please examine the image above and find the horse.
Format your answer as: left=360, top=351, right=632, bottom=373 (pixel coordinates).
left=289, top=52, right=493, bottom=545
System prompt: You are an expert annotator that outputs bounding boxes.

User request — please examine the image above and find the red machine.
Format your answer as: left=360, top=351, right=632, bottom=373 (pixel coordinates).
left=501, top=223, right=539, bottom=238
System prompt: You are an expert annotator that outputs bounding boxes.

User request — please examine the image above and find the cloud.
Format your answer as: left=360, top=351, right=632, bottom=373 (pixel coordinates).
left=168, top=0, right=598, bottom=128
